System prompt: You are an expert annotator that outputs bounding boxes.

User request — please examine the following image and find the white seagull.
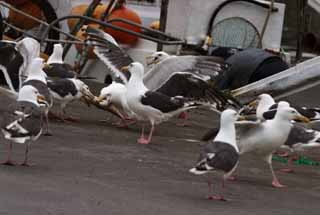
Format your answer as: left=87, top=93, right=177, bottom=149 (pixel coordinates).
left=236, top=102, right=309, bottom=187
left=123, top=62, right=212, bottom=144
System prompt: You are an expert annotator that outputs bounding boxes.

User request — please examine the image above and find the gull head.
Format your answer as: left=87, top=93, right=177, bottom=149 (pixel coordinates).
left=146, top=51, right=170, bottom=66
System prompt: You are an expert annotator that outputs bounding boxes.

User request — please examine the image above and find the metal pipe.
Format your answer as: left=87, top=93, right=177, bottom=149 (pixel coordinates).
left=295, top=0, right=307, bottom=63
left=157, top=0, right=169, bottom=51
left=100, top=0, right=117, bottom=21
left=41, top=15, right=185, bottom=46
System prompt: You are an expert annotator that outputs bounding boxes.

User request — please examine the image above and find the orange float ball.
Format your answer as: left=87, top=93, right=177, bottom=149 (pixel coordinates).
left=105, top=5, right=142, bottom=45
left=8, top=1, right=42, bottom=30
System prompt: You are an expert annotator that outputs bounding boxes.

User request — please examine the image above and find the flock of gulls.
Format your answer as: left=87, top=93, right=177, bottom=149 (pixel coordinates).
left=1, top=29, right=320, bottom=201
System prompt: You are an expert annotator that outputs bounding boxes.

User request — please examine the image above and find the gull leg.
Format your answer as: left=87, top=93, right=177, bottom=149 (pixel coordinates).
left=137, top=122, right=154, bottom=145
left=267, top=154, right=286, bottom=188
left=206, top=175, right=226, bottom=201
left=1, top=143, right=16, bottom=166
left=146, top=123, right=155, bottom=144
left=43, top=110, right=52, bottom=136
left=20, top=143, right=32, bottom=167
left=137, top=124, right=148, bottom=144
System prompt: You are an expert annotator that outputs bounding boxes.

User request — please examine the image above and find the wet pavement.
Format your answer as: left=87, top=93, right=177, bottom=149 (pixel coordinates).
left=0, top=84, right=319, bottom=215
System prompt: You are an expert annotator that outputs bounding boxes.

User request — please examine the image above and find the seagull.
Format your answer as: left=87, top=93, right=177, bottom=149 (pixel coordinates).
left=190, top=109, right=240, bottom=201
left=123, top=62, right=214, bottom=144
left=1, top=85, right=49, bottom=166
left=47, top=78, right=95, bottom=122
left=236, top=102, right=309, bottom=187
left=95, top=82, right=136, bottom=127
left=22, top=57, right=53, bottom=135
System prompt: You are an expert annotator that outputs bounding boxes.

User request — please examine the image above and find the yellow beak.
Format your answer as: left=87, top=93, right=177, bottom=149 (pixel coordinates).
left=295, top=115, right=310, bottom=123
left=94, top=96, right=105, bottom=103
left=37, top=95, right=46, bottom=103
left=121, top=66, right=129, bottom=72
left=237, top=115, right=247, bottom=121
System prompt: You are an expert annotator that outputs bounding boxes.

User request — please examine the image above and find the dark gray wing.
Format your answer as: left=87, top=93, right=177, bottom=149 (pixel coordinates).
left=196, top=141, right=239, bottom=173
left=284, top=124, right=318, bottom=147
left=292, top=106, right=320, bottom=120
left=47, top=79, right=78, bottom=97
left=89, top=27, right=133, bottom=84
left=155, top=72, right=232, bottom=109
left=140, top=91, right=186, bottom=113
left=1, top=102, right=42, bottom=140
left=143, top=55, right=227, bottom=90
left=43, top=63, right=76, bottom=79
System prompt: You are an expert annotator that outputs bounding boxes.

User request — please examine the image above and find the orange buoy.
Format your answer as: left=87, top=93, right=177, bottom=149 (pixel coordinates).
left=8, top=1, right=42, bottom=30
left=105, top=5, right=142, bottom=45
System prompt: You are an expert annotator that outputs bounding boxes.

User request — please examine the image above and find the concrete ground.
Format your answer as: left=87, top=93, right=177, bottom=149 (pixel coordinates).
left=0, top=84, right=319, bottom=215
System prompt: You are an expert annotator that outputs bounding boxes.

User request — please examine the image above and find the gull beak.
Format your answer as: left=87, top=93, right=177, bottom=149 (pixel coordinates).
left=94, top=96, right=105, bottom=103
left=121, top=66, right=129, bottom=72
left=145, top=55, right=154, bottom=66
left=247, top=100, right=258, bottom=108
left=37, top=95, right=49, bottom=107
left=237, top=115, right=247, bottom=121
left=146, top=56, right=159, bottom=66
left=295, top=115, right=310, bottom=123
left=37, top=95, right=46, bottom=103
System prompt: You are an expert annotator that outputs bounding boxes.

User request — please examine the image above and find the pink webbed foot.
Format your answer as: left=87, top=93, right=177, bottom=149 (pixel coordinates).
left=272, top=179, right=286, bottom=188
left=207, top=195, right=227, bottom=201
left=137, top=137, right=150, bottom=145
left=1, top=160, right=16, bottom=166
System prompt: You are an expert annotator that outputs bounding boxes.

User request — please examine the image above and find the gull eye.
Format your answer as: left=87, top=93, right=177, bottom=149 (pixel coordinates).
left=159, top=53, right=162, bottom=57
